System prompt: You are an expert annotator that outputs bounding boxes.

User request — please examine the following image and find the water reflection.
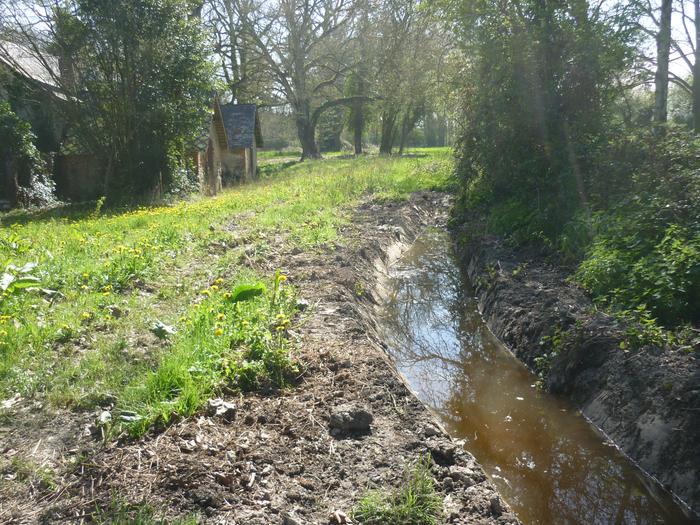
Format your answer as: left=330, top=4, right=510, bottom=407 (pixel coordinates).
left=377, top=229, right=697, bottom=525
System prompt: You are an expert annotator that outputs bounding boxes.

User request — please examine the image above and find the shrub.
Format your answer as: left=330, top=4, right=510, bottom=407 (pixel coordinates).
left=0, top=101, right=56, bottom=207
left=575, top=129, right=700, bottom=327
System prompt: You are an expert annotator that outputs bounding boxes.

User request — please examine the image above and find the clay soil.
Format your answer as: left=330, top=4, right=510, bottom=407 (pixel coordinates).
left=1, top=193, right=520, bottom=525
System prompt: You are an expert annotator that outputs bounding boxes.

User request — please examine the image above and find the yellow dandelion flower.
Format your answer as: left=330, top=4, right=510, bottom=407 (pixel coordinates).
left=278, top=275, right=288, bottom=282
left=214, top=328, right=224, bottom=337
left=210, top=284, right=219, bottom=291
left=217, top=313, right=226, bottom=321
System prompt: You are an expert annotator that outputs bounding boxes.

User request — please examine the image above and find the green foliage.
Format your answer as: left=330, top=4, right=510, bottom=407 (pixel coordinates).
left=54, top=0, right=214, bottom=197
left=615, top=307, right=670, bottom=351
left=447, top=0, right=699, bottom=333
left=0, top=262, right=40, bottom=297
left=353, top=457, right=443, bottom=525
left=448, top=0, right=638, bottom=241
left=228, top=282, right=267, bottom=303
left=0, top=101, right=40, bottom=167
left=0, top=101, right=56, bottom=207
left=536, top=324, right=567, bottom=383
left=575, top=130, right=700, bottom=327
left=318, top=106, right=346, bottom=152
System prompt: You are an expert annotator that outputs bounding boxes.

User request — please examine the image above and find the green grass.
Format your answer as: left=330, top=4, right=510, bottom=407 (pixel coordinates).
left=0, top=152, right=452, bottom=436
left=257, top=148, right=302, bottom=160
left=95, top=499, right=199, bottom=524
left=353, top=457, right=443, bottom=525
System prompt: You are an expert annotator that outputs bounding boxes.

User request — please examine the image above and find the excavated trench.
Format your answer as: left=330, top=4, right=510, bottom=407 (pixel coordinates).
left=375, top=228, right=697, bottom=525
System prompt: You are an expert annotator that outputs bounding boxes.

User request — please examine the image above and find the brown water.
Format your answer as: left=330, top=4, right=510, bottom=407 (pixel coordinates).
left=377, top=229, right=698, bottom=525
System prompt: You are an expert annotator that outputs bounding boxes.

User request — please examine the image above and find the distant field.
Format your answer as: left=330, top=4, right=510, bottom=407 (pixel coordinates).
left=257, top=146, right=452, bottom=164
left=0, top=151, right=452, bottom=436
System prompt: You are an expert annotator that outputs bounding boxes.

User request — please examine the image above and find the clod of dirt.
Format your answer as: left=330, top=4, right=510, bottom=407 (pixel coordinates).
left=490, top=495, right=504, bottom=516
left=329, top=510, right=351, bottom=524
left=282, top=513, right=304, bottom=525
left=328, top=403, right=373, bottom=435
left=186, top=486, right=224, bottom=509
left=105, top=304, right=125, bottom=319
left=207, top=398, right=237, bottom=421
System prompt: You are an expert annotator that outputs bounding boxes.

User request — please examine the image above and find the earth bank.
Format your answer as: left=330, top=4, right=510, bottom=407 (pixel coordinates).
left=453, top=229, right=700, bottom=517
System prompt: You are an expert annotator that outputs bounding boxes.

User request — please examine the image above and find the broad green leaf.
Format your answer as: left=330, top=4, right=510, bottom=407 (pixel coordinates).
left=229, top=283, right=266, bottom=303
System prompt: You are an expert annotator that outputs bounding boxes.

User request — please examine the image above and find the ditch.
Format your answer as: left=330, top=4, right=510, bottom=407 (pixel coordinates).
left=376, top=228, right=697, bottom=525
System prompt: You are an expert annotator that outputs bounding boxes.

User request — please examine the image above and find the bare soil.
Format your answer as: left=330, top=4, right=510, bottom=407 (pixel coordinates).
left=1, top=193, right=520, bottom=524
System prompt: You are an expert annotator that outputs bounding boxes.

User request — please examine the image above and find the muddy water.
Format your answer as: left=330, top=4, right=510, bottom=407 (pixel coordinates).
left=377, top=229, right=697, bottom=525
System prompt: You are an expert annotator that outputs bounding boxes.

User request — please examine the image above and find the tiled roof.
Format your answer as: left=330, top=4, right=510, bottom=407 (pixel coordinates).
left=219, top=103, right=261, bottom=148
left=0, top=41, right=59, bottom=88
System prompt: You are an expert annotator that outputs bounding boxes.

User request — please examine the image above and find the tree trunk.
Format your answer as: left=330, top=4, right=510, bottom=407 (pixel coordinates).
left=297, top=115, right=320, bottom=160
left=398, top=116, right=409, bottom=155
left=654, top=0, right=673, bottom=126
left=354, top=123, right=362, bottom=155
left=398, top=108, right=414, bottom=155
left=693, top=0, right=700, bottom=132
left=379, top=110, right=398, bottom=155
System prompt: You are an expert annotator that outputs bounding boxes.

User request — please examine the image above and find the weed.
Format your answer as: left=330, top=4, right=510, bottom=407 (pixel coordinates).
left=535, top=321, right=584, bottom=384
left=353, top=456, right=443, bottom=525
left=4, top=455, right=57, bottom=491
left=116, top=273, right=298, bottom=437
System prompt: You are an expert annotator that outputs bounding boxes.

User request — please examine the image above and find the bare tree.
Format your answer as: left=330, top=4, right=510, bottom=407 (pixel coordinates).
left=204, top=0, right=273, bottom=102
left=238, top=0, right=373, bottom=158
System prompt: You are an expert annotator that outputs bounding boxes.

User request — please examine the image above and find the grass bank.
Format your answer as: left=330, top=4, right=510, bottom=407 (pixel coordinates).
left=0, top=150, right=452, bottom=436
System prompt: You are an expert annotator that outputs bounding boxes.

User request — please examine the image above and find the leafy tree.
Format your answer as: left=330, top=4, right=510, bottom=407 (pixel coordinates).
left=345, top=71, right=369, bottom=155
left=317, top=105, right=345, bottom=152
left=3, top=0, right=214, bottom=198
left=446, top=0, right=638, bottom=238
left=202, top=0, right=273, bottom=103
left=239, top=0, right=366, bottom=159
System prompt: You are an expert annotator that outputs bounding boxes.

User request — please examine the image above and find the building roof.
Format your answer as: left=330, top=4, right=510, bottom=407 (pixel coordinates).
left=218, top=103, right=263, bottom=149
left=0, top=40, right=59, bottom=89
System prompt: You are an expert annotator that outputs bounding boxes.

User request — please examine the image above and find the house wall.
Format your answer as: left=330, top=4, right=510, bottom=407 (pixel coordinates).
left=202, top=119, right=223, bottom=195
left=244, top=147, right=257, bottom=181
left=220, top=148, right=246, bottom=186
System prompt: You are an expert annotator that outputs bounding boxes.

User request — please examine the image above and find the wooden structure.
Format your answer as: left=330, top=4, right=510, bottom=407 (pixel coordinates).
left=196, top=101, right=263, bottom=195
